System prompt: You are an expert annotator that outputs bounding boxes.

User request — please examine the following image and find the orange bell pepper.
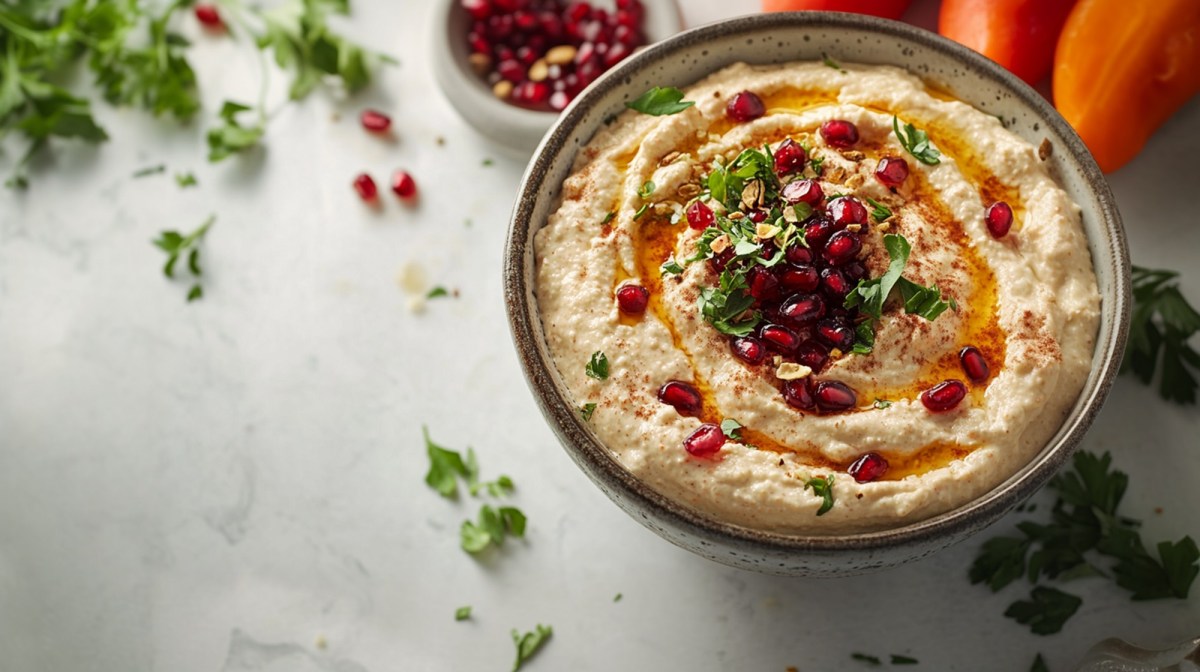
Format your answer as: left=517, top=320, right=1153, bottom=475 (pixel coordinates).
left=938, top=0, right=1077, bottom=85
left=761, top=0, right=912, bottom=21
left=1054, top=0, right=1200, bottom=172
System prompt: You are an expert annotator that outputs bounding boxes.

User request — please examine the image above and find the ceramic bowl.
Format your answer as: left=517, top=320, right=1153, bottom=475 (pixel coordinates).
left=504, top=12, right=1130, bottom=575
left=429, top=0, right=684, bottom=156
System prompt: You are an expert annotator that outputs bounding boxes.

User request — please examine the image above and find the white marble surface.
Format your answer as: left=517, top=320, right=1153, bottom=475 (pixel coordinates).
left=1, top=1, right=1197, bottom=671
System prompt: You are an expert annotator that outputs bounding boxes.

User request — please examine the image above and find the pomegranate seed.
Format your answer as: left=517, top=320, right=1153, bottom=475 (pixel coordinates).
left=828, top=197, right=868, bottom=226
left=360, top=109, right=392, bottom=133
left=616, top=283, right=649, bottom=314
left=748, top=210, right=768, bottom=223
left=822, top=231, right=862, bottom=265
left=497, top=59, right=525, bottom=83
left=782, top=379, right=815, bottom=410
left=613, top=24, right=639, bottom=46
left=726, top=91, right=766, bottom=122
left=747, top=266, right=781, bottom=302
left=819, top=119, right=859, bottom=148
left=875, top=156, right=909, bottom=187
left=684, top=423, right=725, bottom=457
left=514, top=10, right=538, bottom=30
left=391, top=170, right=417, bottom=199
left=986, top=201, right=1013, bottom=238
left=921, top=379, right=968, bottom=412
left=731, top=336, right=767, bottom=364
left=468, top=32, right=491, bottom=54
left=780, top=293, right=825, bottom=326
left=782, top=179, right=823, bottom=207
left=804, top=218, right=836, bottom=249
left=820, top=268, right=853, bottom=299
left=709, top=248, right=735, bottom=273
left=843, top=261, right=868, bottom=283
left=539, top=11, right=563, bottom=38
left=774, top=138, right=807, bottom=175
left=960, top=346, right=990, bottom=382
left=815, top=318, right=855, bottom=350
left=686, top=200, right=715, bottom=230
left=194, top=4, right=222, bottom=27
left=848, top=453, right=889, bottom=483
left=760, top=323, right=801, bottom=352
left=549, top=91, right=571, bottom=110
left=604, top=42, right=631, bottom=68
left=814, top=380, right=857, bottom=413
left=795, top=340, right=830, bottom=370
left=780, top=263, right=820, bottom=292
left=785, top=244, right=814, bottom=265
left=658, top=380, right=702, bottom=416
left=462, top=0, right=492, bottom=21
left=352, top=173, right=377, bottom=201
left=513, top=80, right=551, bottom=104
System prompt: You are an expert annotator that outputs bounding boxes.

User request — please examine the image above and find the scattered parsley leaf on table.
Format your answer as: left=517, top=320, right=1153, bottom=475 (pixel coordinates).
left=890, top=654, right=919, bottom=665
left=892, top=116, right=941, bottom=165
left=423, top=426, right=468, bottom=498
left=1003, top=586, right=1082, bottom=636
left=175, top=172, right=197, bottom=188
left=511, top=624, right=553, bottom=671
left=426, top=286, right=450, bottom=299
left=851, top=652, right=881, bottom=665
left=133, top=164, right=166, bottom=178
left=585, top=351, right=609, bottom=380
left=153, top=214, right=214, bottom=302
left=626, top=86, right=694, bottom=116
left=206, top=100, right=265, bottom=162
left=460, top=504, right=526, bottom=554
left=1030, top=654, right=1050, bottom=672
left=1123, top=266, right=1200, bottom=404
left=454, top=606, right=471, bottom=621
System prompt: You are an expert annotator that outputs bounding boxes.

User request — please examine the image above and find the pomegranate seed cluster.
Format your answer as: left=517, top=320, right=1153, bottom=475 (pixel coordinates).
left=462, top=0, right=646, bottom=111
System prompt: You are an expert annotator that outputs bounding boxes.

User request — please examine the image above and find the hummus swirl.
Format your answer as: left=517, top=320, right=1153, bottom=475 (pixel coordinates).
left=534, top=61, right=1100, bottom=534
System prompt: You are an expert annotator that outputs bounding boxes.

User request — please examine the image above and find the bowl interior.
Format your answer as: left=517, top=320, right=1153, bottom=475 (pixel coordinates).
left=505, top=13, right=1129, bottom=573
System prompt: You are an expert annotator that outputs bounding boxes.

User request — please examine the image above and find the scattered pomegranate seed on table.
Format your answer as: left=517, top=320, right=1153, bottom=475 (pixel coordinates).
left=615, top=283, right=649, bottom=314
left=352, top=173, right=378, bottom=201
left=194, top=4, right=222, bottom=28
left=848, top=452, right=889, bottom=483
left=391, top=170, right=417, bottom=199
left=985, top=201, right=1013, bottom=238
left=360, top=109, right=392, bottom=133
left=463, top=0, right=646, bottom=112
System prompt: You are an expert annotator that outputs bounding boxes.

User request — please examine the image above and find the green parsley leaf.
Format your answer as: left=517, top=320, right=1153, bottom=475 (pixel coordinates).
left=625, top=86, right=694, bottom=116
left=601, top=211, right=616, bottom=225
left=633, top=203, right=650, bottom=220
left=1123, top=266, right=1200, bottom=404
left=822, top=53, right=845, bottom=72
left=970, top=535, right=1033, bottom=592
left=719, top=418, right=743, bottom=441
left=175, top=172, right=197, bottom=188
left=153, top=215, right=214, bottom=301
left=892, top=116, right=941, bottom=165
left=1110, top=536, right=1199, bottom=601
left=482, top=158, right=494, bottom=166
left=865, top=196, right=892, bottom=222
left=698, top=273, right=760, bottom=336
left=1004, top=586, right=1081, bottom=635
left=660, top=258, right=685, bottom=277
left=511, top=624, right=553, bottom=671
left=804, top=475, right=835, bottom=516
left=613, top=593, right=622, bottom=602
left=851, top=653, right=882, bottom=665
left=851, top=320, right=875, bottom=355
left=423, top=425, right=468, bottom=498
left=426, top=286, right=450, bottom=299
left=896, top=278, right=953, bottom=320
left=455, top=606, right=472, bottom=621
left=580, top=403, right=597, bottom=421
left=460, top=504, right=526, bottom=554
left=1030, top=654, right=1050, bottom=672
left=585, top=351, right=610, bottom=380
left=846, top=234, right=954, bottom=321
left=873, top=398, right=892, bottom=409
left=206, top=100, right=265, bottom=162
left=891, top=655, right=919, bottom=665
left=133, top=164, right=166, bottom=178
left=809, top=156, right=824, bottom=175
left=637, top=179, right=655, bottom=199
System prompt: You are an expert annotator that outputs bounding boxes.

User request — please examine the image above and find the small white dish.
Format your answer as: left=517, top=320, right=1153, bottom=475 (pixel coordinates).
left=429, top=0, right=683, bottom=156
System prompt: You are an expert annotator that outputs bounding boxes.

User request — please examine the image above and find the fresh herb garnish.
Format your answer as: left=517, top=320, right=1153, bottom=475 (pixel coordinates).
left=822, top=54, right=845, bottom=72
left=637, top=179, right=655, bottom=199
left=633, top=202, right=650, bottom=220
left=1030, top=654, right=1050, bottom=672
left=613, top=593, right=622, bottom=602
left=846, top=234, right=954, bottom=321
left=809, top=156, right=824, bottom=175
left=579, top=403, right=597, bottom=421
left=460, top=504, right=526, bottom=553
left=970, top=451, right=1199, bottom=634
left=511, top=624, right=553, bottom=671
left=851, top=653, right=882, bottom=665
left=482, top=158, right=494, bottom=166
left=874, top=398, right=892, bottom=409
left=426, top=286, right=450, bottom=299
left=133, top=164, right=166, bottom=178
left=153, top=214, right=214, bottom=302
left=455, top=606, right=472, bottom=621
left=892, top=116, right=941, bottom=165
left=851, top=320, right=875, bottom=355
left=1123, top=266, right=1200, bottom=404
left=720, top=418, right=743, bottom=441
left=585, top=351, right=610, bottom=380
left=206, top=100, right=265, bottom=162
left=804, top=475, right=835, bottom=516
left=175, top=171, right=197, bottom=188
left=601, top=211, right=616, bottom=225
left=865, top=196, right=891, bottom=222
left=660, top=258, right=685, bottom=277
left=626, top=86, right=694, bottom=116
left=890, top=655, right=919, bottom=665
left=698, top=268, right=760, bottom=336
left=423, top=425, right=469, bottom=498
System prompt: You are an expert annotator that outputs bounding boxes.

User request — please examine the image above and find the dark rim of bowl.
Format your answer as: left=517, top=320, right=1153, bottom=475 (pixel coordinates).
left=504, top=11, right=1130, bottom=553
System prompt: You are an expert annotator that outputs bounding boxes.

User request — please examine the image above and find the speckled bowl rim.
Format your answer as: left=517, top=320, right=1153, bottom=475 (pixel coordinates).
left=504, top=12, right=1130, bottom=556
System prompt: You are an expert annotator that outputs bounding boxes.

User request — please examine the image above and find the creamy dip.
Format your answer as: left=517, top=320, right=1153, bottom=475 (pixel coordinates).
left=534, top=61, right=1099, bottom=534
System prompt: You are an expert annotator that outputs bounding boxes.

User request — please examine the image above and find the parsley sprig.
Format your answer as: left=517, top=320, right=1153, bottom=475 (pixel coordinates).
left=970, top=451, right=1199, bottom=635
left=844, top=234, right=955, bottom=351
left=804, top=475, right=835, bottom=516
left=892, top=116, right=941, bottom=165
left=511, top=624, right=553, bottom=671
left=1123, top=266, right=1200, bottom=404
left=625, top=86, right=694, bottom=116
left=153, top=215, right=214, bottom=302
